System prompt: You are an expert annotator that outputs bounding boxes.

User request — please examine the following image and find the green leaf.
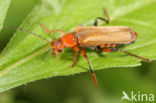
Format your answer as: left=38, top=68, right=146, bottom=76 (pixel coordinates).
left=0, top=0, right=39, bottom=51
left=0, top=0, right=11, bottom=31
left=0, top=0, right=156, bottom=92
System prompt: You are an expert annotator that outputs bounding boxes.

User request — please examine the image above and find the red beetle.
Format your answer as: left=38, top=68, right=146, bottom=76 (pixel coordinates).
left=11, top=9, right=151, bottom=87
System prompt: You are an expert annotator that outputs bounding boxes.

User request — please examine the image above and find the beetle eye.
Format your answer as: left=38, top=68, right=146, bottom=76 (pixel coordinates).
left=58, top=49, right=62, bottom=52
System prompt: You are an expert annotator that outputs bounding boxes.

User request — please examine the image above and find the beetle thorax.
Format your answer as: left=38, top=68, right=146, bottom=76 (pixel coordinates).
left=61, top=33, right=77, bottom=47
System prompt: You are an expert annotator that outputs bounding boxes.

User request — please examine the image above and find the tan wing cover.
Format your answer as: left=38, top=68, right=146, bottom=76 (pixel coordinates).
left=74, top=26, right=137, bottom=46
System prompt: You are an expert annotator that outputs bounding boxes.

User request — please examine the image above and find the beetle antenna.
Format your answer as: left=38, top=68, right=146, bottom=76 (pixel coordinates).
left=116, top=48, right=151, bottom=63
left=6, top=26, right=48, bottom=41
left=6, top=26, right=53, bottom=46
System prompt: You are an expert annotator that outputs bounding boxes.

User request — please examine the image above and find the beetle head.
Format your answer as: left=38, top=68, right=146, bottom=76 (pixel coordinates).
left=51, top=39, right=64, bottom=55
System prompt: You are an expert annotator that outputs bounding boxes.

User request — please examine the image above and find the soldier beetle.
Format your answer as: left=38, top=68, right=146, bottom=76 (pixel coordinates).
left=8, top=8, right=151, bottom=87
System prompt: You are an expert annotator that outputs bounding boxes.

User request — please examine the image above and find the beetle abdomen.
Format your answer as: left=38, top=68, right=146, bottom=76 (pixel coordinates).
left=74, top=26, right=137, bottom=46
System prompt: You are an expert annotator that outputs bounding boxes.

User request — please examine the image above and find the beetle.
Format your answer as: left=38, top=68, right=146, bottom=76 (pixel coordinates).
left=11, top=8, right=151, bottom=87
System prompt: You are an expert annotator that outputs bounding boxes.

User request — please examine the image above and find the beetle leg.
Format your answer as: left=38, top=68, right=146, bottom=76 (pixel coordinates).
left=98, top=44, right=117, bottom=53
left=40, top=22, right=65, bottom=36
left=70, top=46, right=79, bottom=67
left=94, top=17, right=109, bottom=26
left=115, top=48, right=151, bottom=63
left=101, top=48, right=151, bottom=62
left=101, top=48, right=113, bottom=53
left=81, top=49, right=97, bottom=87
left=40, top=22, right=51, bottom=34
left=41, top=49, right=52, bottom=60
left=93, top=8, right=110, bottom=26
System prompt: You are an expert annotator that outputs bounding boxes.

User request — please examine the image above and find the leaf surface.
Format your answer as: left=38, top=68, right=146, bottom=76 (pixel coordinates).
left=0, top=0, right=156, bottom=92
left=0, top=0, right=11, bottom=31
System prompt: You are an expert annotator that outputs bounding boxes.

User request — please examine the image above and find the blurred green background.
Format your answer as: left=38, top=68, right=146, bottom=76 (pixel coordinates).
left=0, top=0, right=156, bottom=103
